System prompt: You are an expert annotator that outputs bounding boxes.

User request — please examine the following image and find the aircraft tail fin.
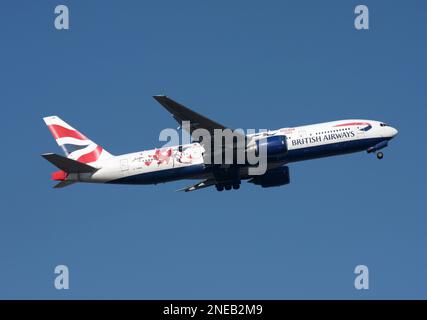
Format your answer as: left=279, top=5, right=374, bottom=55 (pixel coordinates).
left=43, top=116, right=113, bottom=165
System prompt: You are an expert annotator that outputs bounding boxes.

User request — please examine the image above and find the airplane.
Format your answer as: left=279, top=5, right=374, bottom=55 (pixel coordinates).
left=41, top=95, right=398, bottom=192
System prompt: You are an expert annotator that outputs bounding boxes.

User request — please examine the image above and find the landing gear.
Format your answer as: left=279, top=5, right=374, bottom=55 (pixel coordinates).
left=215, top=183, right=241, bottom=191
left=216, top=185, right=224, bottom=191
left=376, top=151, right=384, bottom=159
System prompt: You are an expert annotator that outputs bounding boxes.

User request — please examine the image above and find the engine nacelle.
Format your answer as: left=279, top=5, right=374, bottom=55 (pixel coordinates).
left=248, top=166, right=290, bottom=188
left=255, top=135, right=288, bottom=158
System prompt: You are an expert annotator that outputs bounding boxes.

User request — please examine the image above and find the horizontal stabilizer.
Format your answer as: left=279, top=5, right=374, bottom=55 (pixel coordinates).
left=41, top=153, right=98, bottom=173
left=53, top=180, right=76, bottom=188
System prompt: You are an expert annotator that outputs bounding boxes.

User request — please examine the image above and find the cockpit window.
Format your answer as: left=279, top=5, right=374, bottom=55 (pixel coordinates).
left=380, top=123, right=388, bottom=127
left=360, top=124, right=372, bottom=131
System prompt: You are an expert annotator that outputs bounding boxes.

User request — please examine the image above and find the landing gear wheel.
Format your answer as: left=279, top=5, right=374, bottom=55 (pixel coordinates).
left=232, top=184, right=240, bottom=190
left=216, top=185, right=224, bottom=191
left=376, top=151, right=384, bottom=159
left=225, top=185, right=232, bottom=191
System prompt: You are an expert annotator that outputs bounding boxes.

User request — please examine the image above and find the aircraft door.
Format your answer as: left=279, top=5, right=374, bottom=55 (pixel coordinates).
left=356, top=127, right=365, bottom=138
left=120, top=159, right=129, bottom=171
left=173, top=146, right=182, bottom=168
left=298, top=130, right=307, bottom=139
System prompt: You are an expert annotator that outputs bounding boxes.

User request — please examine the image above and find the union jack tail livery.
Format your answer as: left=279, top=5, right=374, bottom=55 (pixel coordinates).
left=43, top=116, right=113, bottom=164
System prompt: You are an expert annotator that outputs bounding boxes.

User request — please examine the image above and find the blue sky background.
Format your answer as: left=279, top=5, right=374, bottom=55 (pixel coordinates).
left=0, top=0, right=426, bottom=299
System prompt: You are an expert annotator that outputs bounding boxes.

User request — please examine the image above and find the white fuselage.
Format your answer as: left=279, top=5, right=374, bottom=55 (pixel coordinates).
left=69, top=119, right=398, bottom=185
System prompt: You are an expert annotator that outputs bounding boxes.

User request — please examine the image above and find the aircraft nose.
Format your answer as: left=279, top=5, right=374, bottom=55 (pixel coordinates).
left=390, top=127, right=398, bottom=138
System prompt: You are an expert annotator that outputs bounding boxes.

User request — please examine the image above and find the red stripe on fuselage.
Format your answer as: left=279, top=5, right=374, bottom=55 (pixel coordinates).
left=77, top=145, right=102, bottom=163
left=48, top=124, right=88, bottom=140
left=333, top=122, right=370, bottom=127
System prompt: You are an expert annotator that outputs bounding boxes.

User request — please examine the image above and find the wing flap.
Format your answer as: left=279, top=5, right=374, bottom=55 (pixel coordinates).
left=176, top=179, right=216, bottom=192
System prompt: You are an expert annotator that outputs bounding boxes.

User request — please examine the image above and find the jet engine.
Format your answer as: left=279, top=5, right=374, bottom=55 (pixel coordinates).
left=248, top=166, right=290, bottom=188
left=255, top=135, right=288, bottom=158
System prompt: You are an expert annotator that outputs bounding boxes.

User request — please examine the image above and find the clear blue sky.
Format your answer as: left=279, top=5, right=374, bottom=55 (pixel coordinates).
left=0, top=0, right=426, bottom=299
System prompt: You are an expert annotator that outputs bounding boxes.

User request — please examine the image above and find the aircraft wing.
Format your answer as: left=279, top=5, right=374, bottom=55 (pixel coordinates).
left=153, top=95, right=231, bottom=137
left=176, top=179, right=216, bottom=192
left=154, top=95, right=246, bottom=176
